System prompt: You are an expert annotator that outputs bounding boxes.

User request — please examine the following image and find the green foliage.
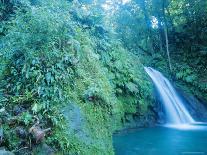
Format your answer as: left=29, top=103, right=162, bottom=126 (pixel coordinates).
left=99, top=41, right=153, bottom=129
left=19, top=111, right=33, bottom=125
left=174, top=64, right=207, bottom=100
left=106, top=0, right=207, bottom=101
left=2, top=125, right=20, bottom=150
left=176, top=66, right=196, bottom=83
left=3, top=0, right=207, bottom=153
left=0, top=0, right=155, bottom=154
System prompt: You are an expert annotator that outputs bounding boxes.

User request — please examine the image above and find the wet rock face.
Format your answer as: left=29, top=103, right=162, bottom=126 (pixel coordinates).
left=33, top=143, right=55, bottom=155
left=121, top=104, right=158, bottom=129
left=154, top=87, right=207, bottom=123
left=177, top=89, right=207, bottom=122
left=62, top=103, right=92, bottom=144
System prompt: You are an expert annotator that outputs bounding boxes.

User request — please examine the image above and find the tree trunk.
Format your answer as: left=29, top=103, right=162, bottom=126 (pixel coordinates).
left=164, top=23, right=172, bottom=71
left=163, top=0, right=172, bottom=71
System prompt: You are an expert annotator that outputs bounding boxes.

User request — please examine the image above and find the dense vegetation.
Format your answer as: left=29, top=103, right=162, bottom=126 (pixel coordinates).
left=112, top=0, right=207, bottom=100
left=0, top=0, right=206, bottom=154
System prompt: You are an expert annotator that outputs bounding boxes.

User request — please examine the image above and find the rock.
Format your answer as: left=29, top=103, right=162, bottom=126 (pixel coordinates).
left=16, top=127, right=28, bottom=139
left=150, top=86, right=207, bottom=124
left=62, top=103, right=92, bottom=144
left=33, top=143, right=55, bottom=155
left=29, top=123, right=51, bottom=143
left=122, top=109, right=157, bottom=129
left=177, top=89, right=207, bottom=121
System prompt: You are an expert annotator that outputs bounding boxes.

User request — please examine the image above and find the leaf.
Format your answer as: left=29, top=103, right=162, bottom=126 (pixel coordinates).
left=21, top=112, right=32, bottom=125
left=176, top=72, right=183, bottom=79
left=32, top=103, right=42, bottom=113
left=126, top=82, right=139, bottom=94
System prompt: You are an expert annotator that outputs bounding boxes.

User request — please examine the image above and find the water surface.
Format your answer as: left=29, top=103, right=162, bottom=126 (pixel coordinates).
left=113, top=126, right=207, bottom=155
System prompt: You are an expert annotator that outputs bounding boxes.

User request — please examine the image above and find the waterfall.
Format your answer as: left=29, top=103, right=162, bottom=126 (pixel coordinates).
left=144, top=67, right=195, bottom=126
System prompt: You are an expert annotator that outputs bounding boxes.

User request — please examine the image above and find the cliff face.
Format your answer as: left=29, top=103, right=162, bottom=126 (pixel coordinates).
left=0, top=1, right=155, bottom=154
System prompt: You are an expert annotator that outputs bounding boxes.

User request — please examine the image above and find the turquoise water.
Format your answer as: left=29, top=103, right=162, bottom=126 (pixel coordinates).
left=113, top=126, right=207, bottom=155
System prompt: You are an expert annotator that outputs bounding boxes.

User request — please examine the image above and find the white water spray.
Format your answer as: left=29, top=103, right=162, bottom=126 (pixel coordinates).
left=144, top=67, right=195, bottom=126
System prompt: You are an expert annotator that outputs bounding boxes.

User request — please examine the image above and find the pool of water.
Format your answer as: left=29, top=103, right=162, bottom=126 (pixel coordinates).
left=113, top=126, right=207, bottom=155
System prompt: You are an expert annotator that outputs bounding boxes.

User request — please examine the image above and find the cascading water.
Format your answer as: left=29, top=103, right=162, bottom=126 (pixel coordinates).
left=144, top=67, right=195, bottom=126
